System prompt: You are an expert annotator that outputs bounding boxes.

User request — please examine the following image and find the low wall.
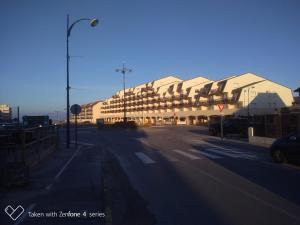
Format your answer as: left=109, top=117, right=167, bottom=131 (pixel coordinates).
left=0, top=126, right=59, bottom=187
left=248, top=127, right=275, bottom=147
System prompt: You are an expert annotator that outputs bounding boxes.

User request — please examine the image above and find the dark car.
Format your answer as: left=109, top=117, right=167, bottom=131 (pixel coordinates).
left=270, top=131, right=300, bottom=163
left=208, top=118, right=249, bottom=137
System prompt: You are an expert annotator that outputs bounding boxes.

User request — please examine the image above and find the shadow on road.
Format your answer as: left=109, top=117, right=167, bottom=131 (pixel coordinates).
left=191, top=137, right=300, bottom=207
left=98, top=128, right=239, bottom=225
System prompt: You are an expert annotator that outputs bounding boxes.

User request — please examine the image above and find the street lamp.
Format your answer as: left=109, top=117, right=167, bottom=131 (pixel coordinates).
left=116, top=64, right=132, bottom=123
left=66, top=14, right=98, bottom=148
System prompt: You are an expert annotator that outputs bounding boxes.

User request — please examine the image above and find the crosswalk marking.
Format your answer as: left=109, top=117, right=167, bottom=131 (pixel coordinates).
left=199, top=147, right=257, bottom=159
left=135, top=152, right=156, bottom=164
left=173, top=150, right=201, bottom=160
left=189, top=149, right=222, bottom=159
left=157, top=151, right=178, bottom=162
left=202, top=148, right=241, bottom=158
left=193, top=140, right=258, bottom=159
left=204, top=145, right=256, bottom=158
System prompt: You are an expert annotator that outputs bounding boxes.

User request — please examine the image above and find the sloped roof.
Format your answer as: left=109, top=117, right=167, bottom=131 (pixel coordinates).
left=81, top=100, right=102, bottom=107
left=294, top=87, right=300, bottom=92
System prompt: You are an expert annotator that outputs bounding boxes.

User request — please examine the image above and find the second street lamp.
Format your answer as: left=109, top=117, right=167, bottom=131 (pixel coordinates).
left=116, top=64, right=132, bottom=123
left=66, top=14, right=99, bottom=148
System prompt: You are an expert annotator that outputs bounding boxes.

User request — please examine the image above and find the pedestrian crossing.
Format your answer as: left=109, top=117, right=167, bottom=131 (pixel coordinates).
left=135, top=152, right=156, bottom=164
left=134, top=143, right=259, bottom=165
left=173, top=149, right=201, bottom=160
left=189, top=149, right=222, bottom=159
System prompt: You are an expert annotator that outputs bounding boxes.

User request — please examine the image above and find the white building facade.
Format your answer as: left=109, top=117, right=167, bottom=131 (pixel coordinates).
left=99, top=73, right=294, bottom=125
left=71, top=101, right=103, bottom=124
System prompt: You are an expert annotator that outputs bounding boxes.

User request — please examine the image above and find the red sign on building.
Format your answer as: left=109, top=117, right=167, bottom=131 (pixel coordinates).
left=218, top=104, right=225, bottom=112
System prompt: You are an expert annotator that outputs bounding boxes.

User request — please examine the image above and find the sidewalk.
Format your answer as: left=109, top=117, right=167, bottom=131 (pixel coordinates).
left=0, top=142, right=105, bottom=225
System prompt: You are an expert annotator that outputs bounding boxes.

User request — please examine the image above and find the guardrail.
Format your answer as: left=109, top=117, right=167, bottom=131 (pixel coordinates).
left=0, top=126, right=59, bottom=187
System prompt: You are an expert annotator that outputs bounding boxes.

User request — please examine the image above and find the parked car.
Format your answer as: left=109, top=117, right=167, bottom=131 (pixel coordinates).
left=270, top=131, right=300, bottom=163
left=208, top=118, right=250, bottom=137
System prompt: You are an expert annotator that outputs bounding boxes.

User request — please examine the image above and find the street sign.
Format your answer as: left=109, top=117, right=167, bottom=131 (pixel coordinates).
left=70, top=104, right=81, bottom=149
left=70, top=104, right=81, bottom=115
left=218, top=104, right=225, bottom=112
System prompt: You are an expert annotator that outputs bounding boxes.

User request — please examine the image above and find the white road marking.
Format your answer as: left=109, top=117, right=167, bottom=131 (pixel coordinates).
left=55, top=146, right=81, bottom=180
left=207, top=145, right=257, bottom=158
left=135, top=152, right=156, bottom=164
left=194, top=140, right=258, bottom=159
left=203, top=148, right=255, bottom=159
left=173, top=150, right=201, bottom=160
left=14, top=203, right=36, bottom=225
left=157, top=151, right=178, bottom=162
left=203, top=148, right=241, bottom=158
left=45, top=183, right=54, bottom=190
left=189, top=149, right=222, bottom=159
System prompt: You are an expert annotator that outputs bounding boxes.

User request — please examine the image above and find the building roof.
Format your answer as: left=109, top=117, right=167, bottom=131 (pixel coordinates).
left=81, top=100, right=102, bottom=108
left=294, top=87, right=300, bottom=92
left=231, top=80, right=265, bottom=93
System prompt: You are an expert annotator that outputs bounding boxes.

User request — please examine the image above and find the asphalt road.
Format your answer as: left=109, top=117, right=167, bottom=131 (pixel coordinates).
left=2, top=125, right=300, bottom=225
left=91, top=125, right=300, bottom=225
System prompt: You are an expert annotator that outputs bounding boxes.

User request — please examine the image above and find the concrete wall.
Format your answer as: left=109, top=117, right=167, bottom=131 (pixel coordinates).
left=92, top=102, right=103, bottom=123
left=237, top=80, right=294, bottom=116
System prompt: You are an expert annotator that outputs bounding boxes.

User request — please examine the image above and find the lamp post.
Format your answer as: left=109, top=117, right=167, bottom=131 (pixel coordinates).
left=66, top=14, right=98, bottom=148
left=116, top=64, right=132, bottom=123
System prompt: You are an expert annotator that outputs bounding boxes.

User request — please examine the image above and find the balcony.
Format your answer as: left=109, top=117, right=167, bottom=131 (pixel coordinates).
left=209, top=86, right=225, bottom=96
left=209, top=89, right=220, bottom=95
left=141, top=86, right=153, bottom=92
left=194, top=101, right=209, bottom=106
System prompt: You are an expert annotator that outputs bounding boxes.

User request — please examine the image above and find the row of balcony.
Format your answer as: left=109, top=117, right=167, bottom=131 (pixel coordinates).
left=102, top=98, right=237, bottom=110
left=109, top=93, right=158, bottom=104
left=108, top=94, right=190, bottom=105
left=102, top=100, right=239, bottom=114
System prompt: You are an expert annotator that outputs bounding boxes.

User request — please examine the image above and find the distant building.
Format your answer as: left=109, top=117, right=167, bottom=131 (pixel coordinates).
left=99, top=73, right=294, bottom=125
left=71, top=101, right=103, bottom=124
left=0, top=104, right=12, bottom=123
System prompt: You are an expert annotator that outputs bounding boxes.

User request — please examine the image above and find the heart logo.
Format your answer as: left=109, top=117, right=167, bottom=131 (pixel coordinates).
left=4, top=205, right=25, bottom=221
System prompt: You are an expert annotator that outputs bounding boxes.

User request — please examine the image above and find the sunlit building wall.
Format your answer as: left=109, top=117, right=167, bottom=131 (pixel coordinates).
left=71, top=101, right=103, bottom=124
left=99, top=73, right=294, bottom=125
left=0, top=104, right=12, bottom=123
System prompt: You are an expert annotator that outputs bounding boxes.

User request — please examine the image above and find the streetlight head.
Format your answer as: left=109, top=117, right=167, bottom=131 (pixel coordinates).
left=90, top=19, right=99, bottom=27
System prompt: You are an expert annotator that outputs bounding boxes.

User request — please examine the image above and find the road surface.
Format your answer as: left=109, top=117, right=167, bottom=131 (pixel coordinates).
left=2, top=125, right=300, bottom=225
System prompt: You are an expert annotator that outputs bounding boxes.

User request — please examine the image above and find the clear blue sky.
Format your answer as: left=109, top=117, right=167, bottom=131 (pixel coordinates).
left=0, top=0, right=299, bottom=118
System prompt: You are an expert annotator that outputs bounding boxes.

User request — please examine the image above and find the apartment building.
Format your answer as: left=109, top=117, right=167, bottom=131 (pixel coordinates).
left=71, top=101, right=102, bottom=124
left=99, top=73, right=294, bottom=125
left=0, top=104, right=12, bottom=123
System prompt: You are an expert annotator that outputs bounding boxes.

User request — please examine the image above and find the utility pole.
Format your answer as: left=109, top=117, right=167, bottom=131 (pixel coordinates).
left=116, top=64, right=132, bottom=123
